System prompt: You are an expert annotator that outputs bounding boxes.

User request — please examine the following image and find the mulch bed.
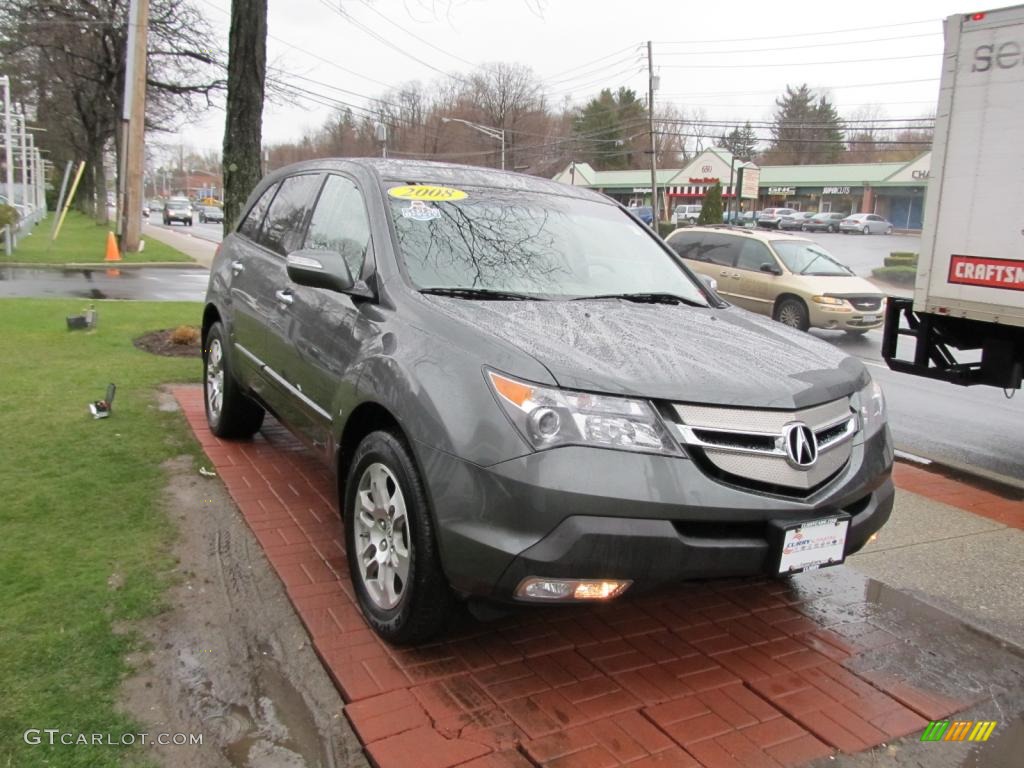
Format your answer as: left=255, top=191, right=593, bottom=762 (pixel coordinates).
left=133, top=328, right=202, bottom=358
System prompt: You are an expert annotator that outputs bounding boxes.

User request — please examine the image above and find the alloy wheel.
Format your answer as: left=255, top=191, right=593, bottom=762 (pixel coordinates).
left=354, top=462, right=411, bottom=610
left=778, top=304, right=803, bottom=328
left=205, top=338, right=224, bottom=421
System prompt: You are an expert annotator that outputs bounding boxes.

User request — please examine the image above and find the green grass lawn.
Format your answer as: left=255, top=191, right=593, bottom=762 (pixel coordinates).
left=9, top=212, right=193, bottom=265
left=0, top=299, right=204, bottom=767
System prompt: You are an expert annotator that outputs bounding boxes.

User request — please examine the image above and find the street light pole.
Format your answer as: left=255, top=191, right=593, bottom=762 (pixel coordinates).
left=440, top=117, right=506, bottom=170
left=1, top=76, right=13, bottom=209
left=17, top=108, right=28, bottom=210
left=647, top=41, right=660, bottom=227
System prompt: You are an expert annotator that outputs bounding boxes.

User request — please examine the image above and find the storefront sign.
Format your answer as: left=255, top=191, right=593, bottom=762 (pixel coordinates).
left=737, top=165, right=760, bottom=199
left=688, top=177, right=720, bottom=184
left=823, top=186, right=851, bottom=195
left=768, top=186, right=795, bottom=195
left=631, top=187, right=652, bottom=193
left=912, top=170, right=930, bottom=180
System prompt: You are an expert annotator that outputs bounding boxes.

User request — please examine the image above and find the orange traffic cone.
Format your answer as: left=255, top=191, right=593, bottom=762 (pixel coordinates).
left=105, top=231, right=121, bottom=262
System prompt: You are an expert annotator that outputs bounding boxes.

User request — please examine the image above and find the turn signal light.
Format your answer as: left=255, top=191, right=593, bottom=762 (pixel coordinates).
left=515, top=577, right=632, bottom=601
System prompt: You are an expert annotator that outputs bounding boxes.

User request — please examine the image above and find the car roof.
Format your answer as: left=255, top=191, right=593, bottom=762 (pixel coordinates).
left=260, top=157, right=608, bottom=204
left=667, top=225, right=814, bottom=244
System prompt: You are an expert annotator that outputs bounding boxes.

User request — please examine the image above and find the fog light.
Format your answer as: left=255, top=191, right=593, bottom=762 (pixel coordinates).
left=515, top=577, right=632, bottom=601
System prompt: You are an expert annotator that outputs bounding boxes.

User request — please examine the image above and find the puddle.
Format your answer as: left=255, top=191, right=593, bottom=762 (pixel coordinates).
left=962, top=716, right=1024, bottom=768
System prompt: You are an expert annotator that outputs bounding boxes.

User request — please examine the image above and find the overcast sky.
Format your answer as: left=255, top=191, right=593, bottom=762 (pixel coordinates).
left=172, top=0, right=974, bottom=158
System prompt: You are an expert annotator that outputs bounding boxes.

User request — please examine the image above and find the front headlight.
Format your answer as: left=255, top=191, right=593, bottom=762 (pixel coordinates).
left=855, top=378, right=887, bottom=438
left=812, top=295, right=845, bottom=306
left=487, top=370, right=682, bottom=456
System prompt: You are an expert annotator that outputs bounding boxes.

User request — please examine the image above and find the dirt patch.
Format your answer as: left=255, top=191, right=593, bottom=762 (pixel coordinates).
left=134, top=328, right=203, bottom=358
left=118, top=455, right=367, bottom=768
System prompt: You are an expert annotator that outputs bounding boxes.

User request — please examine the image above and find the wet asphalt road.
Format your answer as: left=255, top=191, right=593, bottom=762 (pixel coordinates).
left=1, top=262, right=1021, bottom=480
left=149, top=217, right=224, bottom=244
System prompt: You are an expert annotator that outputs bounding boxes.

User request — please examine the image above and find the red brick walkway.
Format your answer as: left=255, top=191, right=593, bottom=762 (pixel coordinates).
left=174, top=386, right=972, bottom=768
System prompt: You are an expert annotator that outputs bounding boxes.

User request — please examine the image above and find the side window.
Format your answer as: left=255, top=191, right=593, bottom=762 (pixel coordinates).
left=698, top=234, right=740, bottom=267
left=259, top=174, right=322, bottom=256
left=238, top=183, right=278, bottom=241
left=735, top=240, right=774, bottom=272
left=304, top=175, right=372, bottom=277
left=666, top=234, right=702, bottom=260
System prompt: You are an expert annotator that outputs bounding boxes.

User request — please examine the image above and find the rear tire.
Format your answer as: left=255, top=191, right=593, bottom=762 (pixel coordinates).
left=885, top=226, right=893, bottom=235
left=774, top=297, right=810, bottom=332
left=826, top=225, right=835, bottom=233
left=203, top=322, right=264, bottom=439
left=345, top=431, right=452, bottom=645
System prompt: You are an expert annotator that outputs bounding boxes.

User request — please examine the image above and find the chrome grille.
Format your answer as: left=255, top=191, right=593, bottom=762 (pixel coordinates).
left=847, top=296, right=883, bottom=311
left=671, top=398, right=857, bottom=492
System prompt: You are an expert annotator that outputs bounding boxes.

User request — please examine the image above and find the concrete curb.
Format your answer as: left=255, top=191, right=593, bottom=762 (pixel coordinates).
left=1, top=261, right=206, bottom=270
left=895, top=448, right=1024, bottom=497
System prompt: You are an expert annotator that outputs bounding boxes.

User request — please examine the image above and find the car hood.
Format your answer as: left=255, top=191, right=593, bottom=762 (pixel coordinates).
left=787, top=274, right=883, bottom=296
left=424, top=298, right=868, bottom=409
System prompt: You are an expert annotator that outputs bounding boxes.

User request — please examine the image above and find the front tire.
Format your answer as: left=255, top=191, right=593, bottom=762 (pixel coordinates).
left=345, top=431, right=452, bottom=644
left=885, top=226, right=893, bottom=235
left=774, top=297, right=810, bottom=332
left=203, top=322, right=264, bottom=438
left=862, top=226, right=870, bottom=235
left=827, top=225, right=835, bottom=233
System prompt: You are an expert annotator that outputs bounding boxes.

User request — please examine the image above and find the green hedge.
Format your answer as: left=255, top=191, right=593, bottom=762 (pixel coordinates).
left=889, top=251, right=918, bottom=259
left=872, top=265, right=918, bottom=285
left=657, top=221, right=678, bottom=239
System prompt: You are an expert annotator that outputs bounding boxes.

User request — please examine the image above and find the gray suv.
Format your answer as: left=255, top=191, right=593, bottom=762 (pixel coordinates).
left=203, top=159, right=894, bottom=644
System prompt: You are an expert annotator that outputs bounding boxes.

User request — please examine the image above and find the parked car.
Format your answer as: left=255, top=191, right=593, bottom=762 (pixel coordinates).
left=839, top=213, right=893, bottom=235
left=672, top=204, right=702, bottom=225
left=779, top=211, right=814, bottom=231
left=665, top=226, right=886, bottom=335
left=757, top=207, right=798, bottom=229
left=628, top=205, right=654, bottom=225
left=802, top=212, right=846, bottom=233
left=198, top=205, right=224, bottom=224
left=163, top=198, right=193, bottom=226
left=203, top=159, right=893, bottom=643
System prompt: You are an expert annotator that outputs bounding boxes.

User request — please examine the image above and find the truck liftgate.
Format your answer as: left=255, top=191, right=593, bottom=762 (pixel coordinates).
left=882, top=298, right=1024, bottom=390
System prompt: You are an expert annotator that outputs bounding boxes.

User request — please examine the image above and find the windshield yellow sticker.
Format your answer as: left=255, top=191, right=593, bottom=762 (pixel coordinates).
left=388, top=185, right=467, bottom=202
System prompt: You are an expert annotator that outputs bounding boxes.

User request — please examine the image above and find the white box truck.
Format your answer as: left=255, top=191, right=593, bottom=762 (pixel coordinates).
left=883, top=4, right=1024, bottom=390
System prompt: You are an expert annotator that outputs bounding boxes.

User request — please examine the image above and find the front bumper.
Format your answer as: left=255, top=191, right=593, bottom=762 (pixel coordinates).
left=808, top=303, right=884, bottom=331
left=416, top=428, right=894, bottom=600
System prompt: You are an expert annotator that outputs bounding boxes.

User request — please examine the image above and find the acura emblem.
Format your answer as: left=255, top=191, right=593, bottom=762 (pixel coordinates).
left=784, top=423, right=818, bottom=469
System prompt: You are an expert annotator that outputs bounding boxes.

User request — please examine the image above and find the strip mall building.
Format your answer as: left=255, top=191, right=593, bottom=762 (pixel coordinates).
left=552, top=148, right=932, bottom=230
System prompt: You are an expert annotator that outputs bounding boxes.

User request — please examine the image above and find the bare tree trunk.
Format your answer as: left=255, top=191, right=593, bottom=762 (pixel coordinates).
left=91, top=140, right=109, bottom=225
left=222, top=0, right=267, bottom=234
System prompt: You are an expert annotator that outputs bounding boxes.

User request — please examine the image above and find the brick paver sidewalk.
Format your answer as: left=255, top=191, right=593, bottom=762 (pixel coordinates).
left=174, top=386, right=978, bottom=768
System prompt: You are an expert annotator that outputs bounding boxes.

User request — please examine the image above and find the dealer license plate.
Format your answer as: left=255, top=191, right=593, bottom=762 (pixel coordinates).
left=778, top=516, right=849, bottom=574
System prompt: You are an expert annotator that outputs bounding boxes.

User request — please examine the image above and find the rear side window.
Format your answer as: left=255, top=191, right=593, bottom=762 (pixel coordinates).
left=666, top=233, right=702, bottom=259
left=304, top=175, right=372, bottom=278
left=697, top=233, right=741, bottom=267
left=238, top=183, right=278, bottom=240
left=259, top=174, right=322, bottom=256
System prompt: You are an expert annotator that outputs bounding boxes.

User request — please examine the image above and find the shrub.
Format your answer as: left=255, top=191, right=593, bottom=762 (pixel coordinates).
left=697, top=183, right=723, bottom=226
left=889, top=251, right=918, bottom=260
left=169, top=325, right=201, bottom=346
left=872, top=266, right=917, bottom=285
left=885, top=256, right=917, bottom=268
left=657, top=221, right=677, bottom=239
left=0, top=203, right=19, bottom=230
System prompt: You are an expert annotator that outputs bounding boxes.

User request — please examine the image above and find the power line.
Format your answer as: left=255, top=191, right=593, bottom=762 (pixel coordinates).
left=544, top=54, right=643, bottom=87
left=656, top=31, right=939, bottom=56
left=354, top=0, right=478, bottom=68
left=654, top=18, right=937, bottom=45
left=542, top=45, right=640, bottom=81
left=658, top=52, right=940, bottom=69
left=657, top=77, right=940, bottom=97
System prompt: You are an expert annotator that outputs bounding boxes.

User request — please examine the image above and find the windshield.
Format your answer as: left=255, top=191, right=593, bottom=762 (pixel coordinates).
left=772, top=240, right=852, bottom=276
left=167, top=201, right=189, bottom=210
left=387, top=185, right=708, bottom=303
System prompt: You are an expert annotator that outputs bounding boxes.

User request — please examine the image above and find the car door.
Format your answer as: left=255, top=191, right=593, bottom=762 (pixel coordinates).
left=225, top=182, right=279, bottom=400
left=249, top=172, right=324, bottom=429
left=731, top=238, right=780, bottom=316
left=278, top=173, right=379, bottom=455
left=683, top=233, right=745, bottom=305
left=867, top=214, right=887, bottom=234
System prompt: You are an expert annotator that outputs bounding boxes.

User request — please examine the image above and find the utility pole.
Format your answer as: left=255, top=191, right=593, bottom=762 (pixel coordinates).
left=647, top=41, right=659, bottom=227
left=1, top=76, right=13, bottom=209
left=121, top=0, right=149, bottom=252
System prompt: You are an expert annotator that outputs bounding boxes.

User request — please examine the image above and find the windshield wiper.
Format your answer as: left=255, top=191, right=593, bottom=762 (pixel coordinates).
left=799, top=252, right=851, bottom=275
left=572, top=292, right=706, bottom=307
left=419, top=287, right=540, bottom=301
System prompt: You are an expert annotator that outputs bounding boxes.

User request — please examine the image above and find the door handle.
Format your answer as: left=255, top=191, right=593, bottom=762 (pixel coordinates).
left=730, top=273, right=742, bottom=279
left=230, top=260, right=244, bottom=275
left=719, top=270, right=730, bottom=276
left=274, top=289, right=294, bottom=306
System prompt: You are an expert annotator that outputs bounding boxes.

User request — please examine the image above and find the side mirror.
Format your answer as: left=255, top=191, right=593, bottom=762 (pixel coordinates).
left=286, top=249, right=372, bottom=297
left=698, top=274, right=718, bottom=293
left=760, top=262, right=782, bottom=276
